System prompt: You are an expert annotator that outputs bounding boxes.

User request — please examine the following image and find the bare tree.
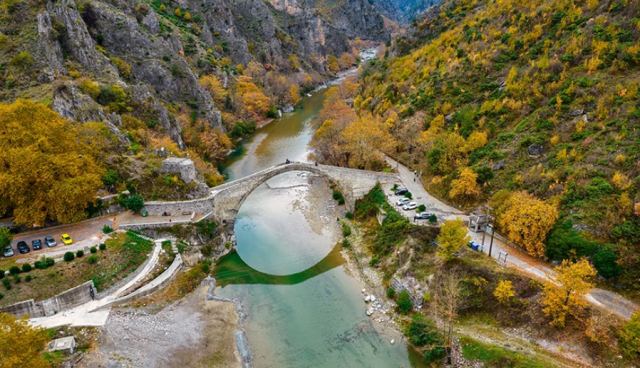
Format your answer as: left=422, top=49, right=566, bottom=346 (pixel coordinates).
left=432, top=270, right=461, bottom=364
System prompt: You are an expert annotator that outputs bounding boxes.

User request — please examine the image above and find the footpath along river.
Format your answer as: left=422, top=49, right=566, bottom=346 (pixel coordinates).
left=214, top=53, right=426, bottom=368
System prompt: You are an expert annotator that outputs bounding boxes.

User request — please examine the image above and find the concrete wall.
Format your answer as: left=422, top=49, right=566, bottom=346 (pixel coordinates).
left=0, top=281, right=95, bottom=318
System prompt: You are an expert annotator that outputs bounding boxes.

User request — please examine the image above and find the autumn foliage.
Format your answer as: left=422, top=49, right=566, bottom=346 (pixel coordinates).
left=0, top=100, right=104, bottom=226
left=541, top=259, right=596, bottom=327
left=436, top=219, right=470, bottom=262
left=493, top=191, right=558, bottom=258
left=0, top=313, right=49, bottom=368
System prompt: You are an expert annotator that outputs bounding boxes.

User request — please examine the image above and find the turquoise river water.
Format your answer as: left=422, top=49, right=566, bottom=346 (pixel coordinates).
left=215, top=73, right=425, bottom=368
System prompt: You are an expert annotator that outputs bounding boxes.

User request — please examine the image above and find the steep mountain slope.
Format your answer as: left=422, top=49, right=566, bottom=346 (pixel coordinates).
left=0, top=0, right=387, bottom=223
left=354, top=0, right=640, bottom=292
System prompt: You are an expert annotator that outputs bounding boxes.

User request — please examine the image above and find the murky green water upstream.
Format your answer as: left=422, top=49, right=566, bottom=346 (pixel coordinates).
left=215, top=70, right=425, bottom=368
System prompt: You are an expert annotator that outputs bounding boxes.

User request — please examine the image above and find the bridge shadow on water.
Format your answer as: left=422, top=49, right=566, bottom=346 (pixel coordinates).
left=214, top=244, right=345, bottom=287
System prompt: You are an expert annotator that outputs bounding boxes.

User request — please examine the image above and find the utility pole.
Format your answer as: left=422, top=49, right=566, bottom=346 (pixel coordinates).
left=487, top=223, right=495, bottom=258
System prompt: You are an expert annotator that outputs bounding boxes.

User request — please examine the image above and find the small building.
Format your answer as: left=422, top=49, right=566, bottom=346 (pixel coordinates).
left=48, top=336, right=76, bottom=355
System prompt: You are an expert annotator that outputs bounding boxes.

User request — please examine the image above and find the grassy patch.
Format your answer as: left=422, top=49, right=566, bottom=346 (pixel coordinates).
left=0, top=231, right=153, bottom=306
left=460, top=336, right=553, bottom=368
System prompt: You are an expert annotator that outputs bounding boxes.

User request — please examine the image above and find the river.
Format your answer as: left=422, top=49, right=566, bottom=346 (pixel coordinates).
left=214, top=53, right=425, bottom=368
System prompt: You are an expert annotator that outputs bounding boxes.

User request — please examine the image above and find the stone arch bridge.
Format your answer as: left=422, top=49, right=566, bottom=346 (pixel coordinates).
left=142, top=162, right=399, bottom=225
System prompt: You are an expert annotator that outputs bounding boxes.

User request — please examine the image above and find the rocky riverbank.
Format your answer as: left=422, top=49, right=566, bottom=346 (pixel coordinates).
left=81, top=283, right=241, bottom=368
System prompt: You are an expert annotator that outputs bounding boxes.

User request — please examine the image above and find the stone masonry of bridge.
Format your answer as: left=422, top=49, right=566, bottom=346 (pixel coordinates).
left=141, top=162, right=399, bottom=225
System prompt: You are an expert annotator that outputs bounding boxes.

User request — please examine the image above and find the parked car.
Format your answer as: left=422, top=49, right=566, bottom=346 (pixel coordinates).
left=45, top=235, right=57, bottom=247
left=403, top=202, right=418, bottom=211
left=468, top=241, right=482, bottom=252
left=414, top=212, right=431, bottom=220
left=394, top=187, right=409, bottom=195
left=16, top=241, right=30, bottom=254
left=32, top=239, right=42, bottom=250
left=396, top=198, right=410, bottom=206
left=3, top=246, right=14, bottom=257
left=61, top=234, right=73, bottom=245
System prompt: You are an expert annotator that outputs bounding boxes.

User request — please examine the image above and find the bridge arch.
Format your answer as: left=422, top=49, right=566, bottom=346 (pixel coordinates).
left=210, top=162, right=399, bottom=224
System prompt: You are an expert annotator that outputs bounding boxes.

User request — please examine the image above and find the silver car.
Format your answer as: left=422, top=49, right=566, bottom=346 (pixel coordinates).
left=396, top=198, right=410, bottom=206
left=3, top=246, right=14, bottom=257
left=403, top=202, right=418, bottom=211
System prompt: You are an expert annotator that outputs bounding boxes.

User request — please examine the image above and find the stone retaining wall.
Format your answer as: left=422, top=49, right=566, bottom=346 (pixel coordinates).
left=143, top=197, right=214, bottom=217
left=0, top=281, right=95, bottom=318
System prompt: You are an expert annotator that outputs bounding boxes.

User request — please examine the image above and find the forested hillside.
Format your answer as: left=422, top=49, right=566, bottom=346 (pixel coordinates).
left=319, top=0, right=640, bottom=296
left=0, top=0, right=386, bottom=226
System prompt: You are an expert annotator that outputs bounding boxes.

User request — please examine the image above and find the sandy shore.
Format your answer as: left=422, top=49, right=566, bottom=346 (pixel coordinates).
left=81, top=285, right=241, bottom=368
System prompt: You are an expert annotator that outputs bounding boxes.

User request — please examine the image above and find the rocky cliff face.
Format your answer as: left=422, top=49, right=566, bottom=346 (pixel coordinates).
left=2, top=0, right=387, bottom=148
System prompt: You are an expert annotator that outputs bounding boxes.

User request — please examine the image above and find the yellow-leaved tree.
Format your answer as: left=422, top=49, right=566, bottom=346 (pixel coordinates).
left=339, top=114, right=395, bottom=170
left=436, top=219, right=470, bottom=262
left=0, top=99, right=104, bottom=226
left=541, top=259, right=596, bottom=327
left=234, top=76, right=271, bottom=120
left=199, top=74, right=227, bottom=105
left=493, top=280, right=516, bottom=304
left=449, top=167, right=480, bottom=201
left=494, top=191, right=558, bottom=257
left=0, top=313, right=49, bottom=368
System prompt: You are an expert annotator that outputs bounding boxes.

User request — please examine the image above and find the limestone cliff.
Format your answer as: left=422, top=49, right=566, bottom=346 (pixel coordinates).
left=1, top=0, right=388, bottom=147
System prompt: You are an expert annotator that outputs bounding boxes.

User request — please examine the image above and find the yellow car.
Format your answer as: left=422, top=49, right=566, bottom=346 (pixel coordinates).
left=61, top=234, right=73, bottom=245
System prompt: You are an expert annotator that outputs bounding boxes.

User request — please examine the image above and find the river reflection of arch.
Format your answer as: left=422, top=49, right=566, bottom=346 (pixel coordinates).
left=214, top=244, right=345, bottom=287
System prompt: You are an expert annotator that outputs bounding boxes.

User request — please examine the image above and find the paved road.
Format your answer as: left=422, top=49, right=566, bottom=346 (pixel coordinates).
left=386, top=156, right=639, bottom=320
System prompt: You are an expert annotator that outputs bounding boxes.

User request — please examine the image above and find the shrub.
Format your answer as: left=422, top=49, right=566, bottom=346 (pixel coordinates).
left=64, top=252, right=75, bottom=262
left=76, top=250, right=84, bottom=258
left=118, top=193, right=145, bottom=213
left=386, top=287, right=396, bottom=299
left=25, top=275, right=32, bottom=282
left=418, top=204, right=427, bottom=212
left=45, top=258, right=55, bottom=267
left=404, top=191, right=413, bottom=199
left=9, top=266, right=20, bottom=275
left=87, top=255, right=98, bottom=265
left=2, top=278, right=10, bottom=290
left=99, top=243, right=107, bottom=251
left=345, top=212, right=354, bottom=220
left=110, top=56, right=132, bottom=79
left=11, top=50, right=34, bottom=68
left=201, top=244, right=213, bottom=257
left=102, top=225, right=113, bottom=234
left=90, top=246, right=97, bottom=254
left=341, top=239, right=351, bottom=248
left=13, top=275, right=20, bottom=284
left=424, top=346, right=446, bottom=364
left=406, top=314, right=441, bottom=347
left=333, top=190, right=345, bottom=205
left=0, top=292, right=3, bottom=300
left=341, top=223, right=352, bottom=237
left=78, top=77, right=101, bottom=99
left=21, top=264, right=32, bottom=273
left=0, top=270, right=4, bottom=279
left=619, top=312, right=640, bottom=360
left=397, top=290, right=413, bottom=314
